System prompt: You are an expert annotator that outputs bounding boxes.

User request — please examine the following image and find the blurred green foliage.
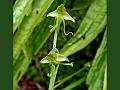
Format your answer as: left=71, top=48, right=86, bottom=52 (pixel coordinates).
left=13, top=0, right=107, bottom=90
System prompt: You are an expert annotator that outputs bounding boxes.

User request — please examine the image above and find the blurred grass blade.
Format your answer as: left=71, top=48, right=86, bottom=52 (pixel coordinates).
left=86, top=30, right=107, bottom=90
left=103, top=66, right=107, bottom=90
left=54, top=67, right=85, bottom=89
left=13, top=0, right=54, bottom=59
left=86, top=30, right=107, bottom=84
left=13, top=0, right=33, bottom=33
left=27, top=17, right=53, bottom=55
left=13, top=51, right=32, bottom=90
left=60, top=0, right=107, bottom=56
left=62, top=76, right=86, bottom=90
left=72, top=0, right=94, bottom=10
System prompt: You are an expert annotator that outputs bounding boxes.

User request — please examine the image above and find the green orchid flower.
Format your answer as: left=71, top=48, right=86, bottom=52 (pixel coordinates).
left=39, top=4, right=75, bottom=90
left=40, top=48, right=73, bottom=67
left=47, top=4, right=75, bottom=35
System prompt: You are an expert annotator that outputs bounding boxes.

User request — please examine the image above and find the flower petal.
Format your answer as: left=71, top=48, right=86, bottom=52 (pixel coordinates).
left=40, top=56, right=49, bottom=63
left=63, top=12, right=75, bottom=22
left=56, top=53, right=69, bottom=62
left=47, top=10, right=58, bottom=18
left=49, top=48, right=59, bottom=53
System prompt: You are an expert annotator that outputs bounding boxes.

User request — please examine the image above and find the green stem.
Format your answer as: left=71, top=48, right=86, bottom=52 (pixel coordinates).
left=48, top=64, right=59, bottom=90
left=53, top=18, right=62, bottom=49
left=49, top=18, right=61, bottom=90
left=49, top=25, right=60, bottom=90
left=53, top=30, right=58, bottom=48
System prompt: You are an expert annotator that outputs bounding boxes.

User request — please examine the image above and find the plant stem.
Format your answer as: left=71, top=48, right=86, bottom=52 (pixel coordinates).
left=53, top=29, right=58, bottom=49
left=49, top=27, right=60, bottom=90
left=48, top=64, right=59, bottom=90
left=49, top=17, right=62, bottom=90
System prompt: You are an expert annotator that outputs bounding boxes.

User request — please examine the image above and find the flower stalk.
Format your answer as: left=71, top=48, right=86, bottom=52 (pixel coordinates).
left=53, top=28, right=59, bottom=49
left=49, top=27, right=59, bottom=90
left=40, top=4, right=75, bottom=90
left=48, top=64, right=59, bottom=90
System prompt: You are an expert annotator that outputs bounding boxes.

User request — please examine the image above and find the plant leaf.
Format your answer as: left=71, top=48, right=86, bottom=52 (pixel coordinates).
left=86, top=30, right=107, bottom=90
left=13, top=0, right=34, bottom=33
left=13, top=0, right=54, bottom=59
left=103, top=66, right=107, bottom=90
left=13, top=1, right=60, bottom=87
left=60, top=0, right=107, bottom=57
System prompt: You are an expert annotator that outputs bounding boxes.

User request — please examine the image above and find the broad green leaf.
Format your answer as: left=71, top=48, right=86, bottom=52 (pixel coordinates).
left=60, top=0, right=107, bottom=56
left=13, top=0, right=54, bottom=59
left=13, top=0, right=33, bottom=33
left=27, top=18, right=53, bottom=55
left=86, top=30, right=107, bottom=90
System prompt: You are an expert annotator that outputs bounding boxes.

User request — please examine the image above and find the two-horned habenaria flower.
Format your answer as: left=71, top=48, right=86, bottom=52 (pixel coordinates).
left=47, top=4, right=75, bottom=35
left=40, top=48, right=73, bottom=67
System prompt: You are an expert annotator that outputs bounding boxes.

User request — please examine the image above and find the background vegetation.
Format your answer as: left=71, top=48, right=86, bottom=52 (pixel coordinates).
left=13, top=0, right=107, bottom=90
